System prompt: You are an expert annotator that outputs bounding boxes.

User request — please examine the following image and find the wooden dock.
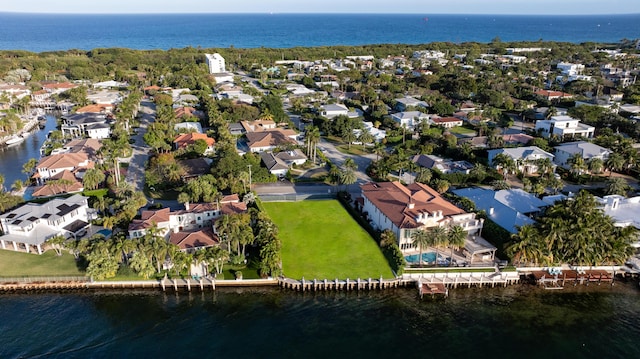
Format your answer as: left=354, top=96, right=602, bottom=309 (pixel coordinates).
left=530, top=269, right=615, bottom=289
left=409, top=271, right=520, bottom=289
left=277, top=277, right=409, bottom=291
left=0, top=277, right=278, bottom=292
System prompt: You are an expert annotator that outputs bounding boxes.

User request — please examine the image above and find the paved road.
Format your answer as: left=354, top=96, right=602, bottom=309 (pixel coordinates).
left=317, top=138, right=374, bottom=183
left=121, top=99, right=155, bottom=191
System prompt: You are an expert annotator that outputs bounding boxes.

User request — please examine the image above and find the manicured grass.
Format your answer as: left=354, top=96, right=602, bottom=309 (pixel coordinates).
left=263, top=200, right=394, bottom=280
left=0, top=250, right=84, bottom=277
left=448, top=126, right=476, bottom=136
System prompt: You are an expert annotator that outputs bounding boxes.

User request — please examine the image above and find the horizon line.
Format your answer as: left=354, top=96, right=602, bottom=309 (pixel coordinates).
left=1, top=11, right=639, bottom=16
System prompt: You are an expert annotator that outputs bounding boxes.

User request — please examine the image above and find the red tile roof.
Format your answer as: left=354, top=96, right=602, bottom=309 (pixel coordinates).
left=174, top=132, right=215, bottom=148
left=361, top=181, right=465, bottom=229
left=169, top=229, right=219, bottom=250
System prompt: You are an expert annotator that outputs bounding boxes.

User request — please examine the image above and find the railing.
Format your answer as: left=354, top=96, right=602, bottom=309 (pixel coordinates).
left=0, top=276, right=90, bottom=283
left=258, top=193, right=336, bottom=202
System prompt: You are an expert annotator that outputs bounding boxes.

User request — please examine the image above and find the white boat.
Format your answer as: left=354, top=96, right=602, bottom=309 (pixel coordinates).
left=5, top=135, right=25, bottom=147
left=21, top=132, right=31, bottom=138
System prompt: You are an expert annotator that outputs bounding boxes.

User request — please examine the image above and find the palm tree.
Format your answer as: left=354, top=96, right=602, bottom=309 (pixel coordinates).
left=447, top=225, right=467, bottom=266
left=411, top=230, right=430, bottom=267
left=506, top=225, right=542, bottom=266
left=206, top=246, right=230, bottom=276
left=587, top=157, right=604, bottom=178
left=339, top=169, right=358, bottom=190
left=492, top=153, right=515, bottom=179
left=605, top=177, right=629, bottom=196
left=373, top=142, right=386, bottom=161
left=48, top=235, right=66, bottom=256
left=568, top=153, right=586, bottom=176
left=343, top=157, right=357, bottom=171
left=428, top=226, right=449, bottom=267
left=606, top=152, right=625, bottom=176
left=307, top=126, right=321, bottom=163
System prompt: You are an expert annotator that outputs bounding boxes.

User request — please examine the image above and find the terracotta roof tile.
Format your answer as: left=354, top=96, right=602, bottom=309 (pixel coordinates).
left=361, top=181, right=465, bottom=229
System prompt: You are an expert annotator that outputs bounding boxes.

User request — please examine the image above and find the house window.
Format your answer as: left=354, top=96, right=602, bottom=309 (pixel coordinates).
left=197, top=217, right=201, bottom=221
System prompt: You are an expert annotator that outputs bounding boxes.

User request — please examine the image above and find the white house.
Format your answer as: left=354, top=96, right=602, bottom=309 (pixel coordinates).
left=394, top=96, right=429, bottom=111
left=556, top=62, right=585, bottom=76
left=128, top=195, right=247, bottom=240
left=453, top=188, right=550, bottom=234
left=535, top=115, right=595, bottom=139
left=0, top=195, right=92, bottom=254
left=487, top=146, right=555, bottom=175
left=431, top=116, right=463, bottom=128
left=320, top=104, right=349, bottom=119
left=391, top=111, right=430, bottom=129
left=553, top=141, right=611, bottom=169
left=205, top=53, right=226, bottom=74
left=360, top=182, right=494, bottom=262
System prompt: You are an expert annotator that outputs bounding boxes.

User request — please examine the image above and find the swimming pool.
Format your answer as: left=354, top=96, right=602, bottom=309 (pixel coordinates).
left=97, top=229, right=112, bottom=238
left=404, top=252, right=437, bottom=264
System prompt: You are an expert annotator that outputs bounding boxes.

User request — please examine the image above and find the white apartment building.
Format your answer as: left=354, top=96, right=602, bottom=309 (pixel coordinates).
left=205, top=53, right=226, bottom=74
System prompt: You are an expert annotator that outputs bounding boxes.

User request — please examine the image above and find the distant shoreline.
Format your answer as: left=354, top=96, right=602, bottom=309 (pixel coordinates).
left=0, top=13, right=637, bottom=52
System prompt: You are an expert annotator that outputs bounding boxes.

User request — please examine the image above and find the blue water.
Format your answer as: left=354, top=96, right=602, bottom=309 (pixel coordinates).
left=1, top=286, right=639, bottom=358
left=0, top=13, right=638, bottom=51
left=405, top=252, right=437, bottom=264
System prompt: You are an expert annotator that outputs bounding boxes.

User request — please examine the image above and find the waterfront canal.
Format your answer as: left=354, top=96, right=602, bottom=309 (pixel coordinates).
left=0, top=114, right=57, bottom=193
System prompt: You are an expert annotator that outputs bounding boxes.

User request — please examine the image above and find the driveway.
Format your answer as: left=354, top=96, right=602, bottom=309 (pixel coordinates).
left=317, top=138, right=374, bottom=184
left=121, top=99, right=155, bottom=192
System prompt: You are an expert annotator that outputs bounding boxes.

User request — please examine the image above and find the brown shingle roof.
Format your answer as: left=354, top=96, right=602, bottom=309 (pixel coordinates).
left=32, top=170, right=83, bottom=197
left=361, top=181, right=465, bottom=229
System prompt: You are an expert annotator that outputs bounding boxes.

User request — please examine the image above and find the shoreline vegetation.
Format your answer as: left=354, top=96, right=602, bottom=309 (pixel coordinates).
left=1, top=38, right=640, bottom=296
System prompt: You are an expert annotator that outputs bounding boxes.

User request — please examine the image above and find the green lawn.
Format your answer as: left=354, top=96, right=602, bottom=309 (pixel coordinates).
left=263, top=200, right=393, bottom=280
left=448, top=126, right=476, bottom=136
left=0, top=250, right=85, bottom=277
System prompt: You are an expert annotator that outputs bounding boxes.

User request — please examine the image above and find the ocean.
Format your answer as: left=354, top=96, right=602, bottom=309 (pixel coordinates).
left=0, top=13, right=638, bottom=52
left=1, top=285, right=639, bottom=358
left=1, top=12, right=640, bottom=358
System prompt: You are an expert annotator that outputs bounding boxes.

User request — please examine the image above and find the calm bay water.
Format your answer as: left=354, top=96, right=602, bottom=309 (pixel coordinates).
left=0, top=114, right=56, bottom=191
left=0, top=13, right=638, bottom=52
left=0, top=285, right=639, bottom=358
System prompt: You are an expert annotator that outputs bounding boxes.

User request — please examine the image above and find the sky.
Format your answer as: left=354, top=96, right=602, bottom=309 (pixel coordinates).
left=2, top=0, right=639, bottom=15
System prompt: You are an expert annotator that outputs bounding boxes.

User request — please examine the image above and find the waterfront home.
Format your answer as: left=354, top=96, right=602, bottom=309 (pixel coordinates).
left=49, top=138, right=102, bottom=158
left=359, top=182, right=495, bottom=262
left=169, top=228, right=219, bottom=252
left=487, top=146, right=554, bottom=175
left=33, top=152, right=94, bottom=185
left=598, top=195, right=640, bottom=248
left=453, top=188, right=550, bottom=234
left=553, top=141, right=611, bottom=170
left=32, top=170, right=84, bottom=198
left=128, top=195, right=247, bottom=240
left=0, top=195, right=93, bottom=254
left=535, top=115, right=595, bottom=139
left=60, top=113, right=111, bottom=139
